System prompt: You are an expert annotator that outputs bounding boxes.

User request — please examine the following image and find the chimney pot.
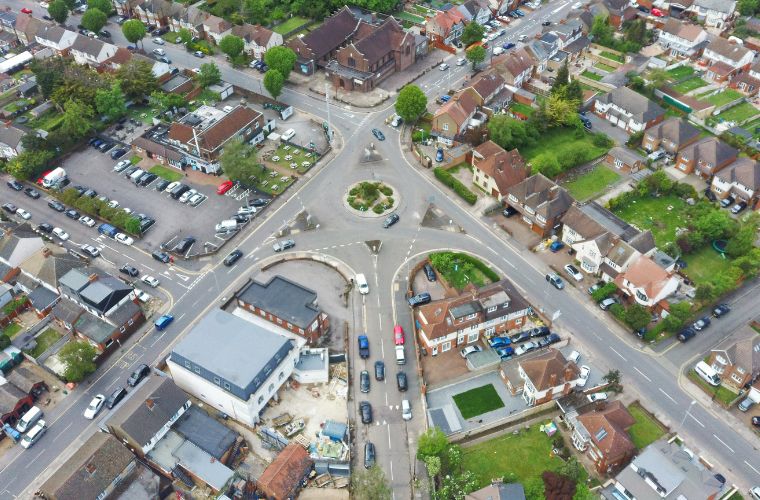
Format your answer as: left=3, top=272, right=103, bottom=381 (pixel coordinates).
left=549, top=373, right=558, bottom=386
left=88, top=273, right=98, bottom=282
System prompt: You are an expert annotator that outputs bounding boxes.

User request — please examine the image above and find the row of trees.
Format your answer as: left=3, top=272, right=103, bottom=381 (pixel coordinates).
left=211, top=0, right=399, bottom=27
left=48, top=0, right=113, bottom=33
left=590, top=15, right=652, bottom=54
left=59, top=187, right=143, bottom=234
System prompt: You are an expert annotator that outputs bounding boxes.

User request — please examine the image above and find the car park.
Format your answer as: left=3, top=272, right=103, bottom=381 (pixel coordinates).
left=692, top=316, right=711, bottom=331
left=24, top=187, right=40, bottom=199
left=515, top=341, right=538, bottom=356
left=546, top=273, right=564, bottom=289
left=577, top=366, right=590, bottom=387
left=397, top=371, right=408, bottom=391
left=106, top=387, right=127, bottom=409
left=360, top=370, right=370, bottom=393
left=383, top=213, right=400, bottom=228
left=564, top=264, right=583, bottom=281
left=460, top=345, right=482, bottom=358
left=80, top=245, right=100, bottom=258
left=587, top=392, right=608, bottom=403
left=273, top=239, right=295, bottom=252
left=84, top=395, right=105, bottom=419
left=141, top=275, right=160, bottom=288
left=423, top=263, right=437, bottom=281
left=374, top=361, right=385, bottom=380
left=407, top=292, right=431, bottom=307
left=713, top=304, right=731, bottom=317
left=119, top=265, right=139, bottom=277
left=127, top=364, right=150, bottom=387
left=115, top=233, right=134, bottom=245
left=359, top=401, right=373, bottom=423
left=15, top=208, right=31, bottom=220
left=599, top=297, right=619, bottom=310
left=52, top=228, right=69, bottom=241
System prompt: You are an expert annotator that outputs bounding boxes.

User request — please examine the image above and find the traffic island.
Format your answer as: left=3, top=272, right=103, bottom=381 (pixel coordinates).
left=344, top=181, right=399, bottom=217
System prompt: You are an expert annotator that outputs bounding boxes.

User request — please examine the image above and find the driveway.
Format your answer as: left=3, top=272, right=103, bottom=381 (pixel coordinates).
left=585, top=113, right=631, bottom=145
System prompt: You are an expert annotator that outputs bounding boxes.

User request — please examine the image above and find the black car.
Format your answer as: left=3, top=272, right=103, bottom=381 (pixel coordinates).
left=364, top=442, right=376, bottom=468
left=407, top=292, right=431, bottom=307
left=502, top=206, right=517, bottom=218
left=713, top=303, right=731, bottom=318
left=111, top=148, right=127, bottom=159
left=360, top=370, right=370, bottom=393
left=98, top=142, right=115, bottom=152
left=173, top=237, right=196, bottom=254
left=231, top=214, right=250, bottom=224
left=127, top=364, right=150, bottom=387
left=720, top=196, right=735, bottom=208
left=249, top=198, right=270, bottom=207
left=138, top=173, right=157, bottom=186
left=223, top=249, right=243, bottom=266
left=82, top=189, right=97, bottom=198
left=152, top=251, right=171, bottom=263
left=99, top=30, right=111, bottom=38
left=383, top=213, right=400, bottom=228
left=106, top=387, right=128, bottom=409
left=154, top=179, right=170, bottom=192
left=704, top=188, right=717, bottom=202
left=37, top=223, right=54, bottom=233
left=423, top=263, right=437, bottom=282
left=7, top=180, right=23, bottom=191
left=677, top=327, right=697, bottom=342
left=120, top=264, right=139, bottom=277
left=371, top=128, right=385, bottom=141
left=139, top=218, right=156, bottom=233
left=374, top=361, right=385, bottom=381
left=359, top=401, right=373, bottom=424
left=64, top=209, right=80, bottom=220
left=529, top=326, right=551, bottom=338
left=24, top=187, right=40, bottom=199
left=511, top=330, right=531, bottom=343
left=692, top=316, right=711, bottom=331
left=72, top=185, right=87, bottom=196
left=2, top=203, right=17, bottom=214
left=124, top=166, right=138, bottom=177
left=541, top=20, right=551, bottom=25
left=538, top=333, right=560, bottom=347
left=170, top=185, right=190, bottom=200
left=47, top=200, right=65, bottom=212
left=397, top=371, right=408, bottom=392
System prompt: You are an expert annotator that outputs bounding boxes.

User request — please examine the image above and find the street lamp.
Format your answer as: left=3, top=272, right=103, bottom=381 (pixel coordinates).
left=680, top=400, right=696, bottom=427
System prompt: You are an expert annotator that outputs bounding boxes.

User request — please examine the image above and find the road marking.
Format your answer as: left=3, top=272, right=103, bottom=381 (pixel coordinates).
left=381, top=338, right=385, bottom=358
left=387, top=424, right=392, bottom=449
left=143, top=264, right=155, bottom=272
left=176, top=274, right=190, bottom=281
left=177, top=313, right=186, bottom=322
left=745, top=460, right=760, bottom=475
left=633, top=367, right=651, bottom=382
left=501, top=257, right=516, bottom=269
left=689, top=413, right=705, bottom=428
left=390, top=460, right=394, bottom=480
left=713, top=434, right=735, bottom=453
left=659, top=388, right=677, bottom=403
left=378, top=313, right=383, bottom=330
left=52, top=422, right=73, bottom=443
left=608, top=346, right=627, bottom=361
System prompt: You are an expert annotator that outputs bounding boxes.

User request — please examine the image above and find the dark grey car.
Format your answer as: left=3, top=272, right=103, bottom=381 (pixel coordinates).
left=360, top=370, right=370, bottom=393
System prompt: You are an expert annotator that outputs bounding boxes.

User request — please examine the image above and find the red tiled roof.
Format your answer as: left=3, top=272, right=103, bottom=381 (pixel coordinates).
left=520, top=349, right=579, bottom=391
left=472, top=140, right=527, bottom=195
left=257, top=443, right=314, bottom=499
left=576, top=401, right=635, bottom=461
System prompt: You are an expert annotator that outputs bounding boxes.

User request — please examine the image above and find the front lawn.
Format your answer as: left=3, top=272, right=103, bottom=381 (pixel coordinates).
left=149, top=165, right=183, bottom=182
left=563, top=164, right=620, bottom=201
left=273, top=16, right=310, bottom=34
left=611, top=194, right=688, bottom=246
left=681, top=246, right=733, bottom=286
left=627, top=404, right=666, bottom=449
left=429, top=251, right=499, bottom=291
left=27, top=110, right=64, bottom=132
left=666, top=65, right=695, bottom=80
left=520, top=127, right=610, bottom=167
left=599, top=50, right=624, bottom=63
left=452, top=384, right=505, bottom=419
left=688, top=370, right=739, bottom=405
left=594, top=62, right=617, bottom=72
left=24, top=328, right=62, bottom=358
left=671, top=77, right=707, bottom=94
left=1, top=323, right=21, bottom=339
left=702, top=89, right=744, bottom=107
left=715, top=102, right=759, bottom=123
left=581, top=70, right=603, bottom=81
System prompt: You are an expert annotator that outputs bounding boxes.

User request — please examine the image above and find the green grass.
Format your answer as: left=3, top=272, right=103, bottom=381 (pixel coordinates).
left=394, top=11, right=425, bottom=23
left=273, top=16, right=310, bottom=34
left=26, top=110, right=64, bottom=132
left=611, top=194, right=688, bottom=246
left=671, top=77, right=708, bottom=94
left=688, top=370, right=739, bottom=405
left=715, top=102, right=759, bottom=123
left=452, top=384, right=505, bottom=419
left=681, top=246, right=733, bottom=286
left=702, top=89, right=744, bottom=107
left=600, top=50, right=624, bottom=63
left=594, top=62, right=616, bottom=72
left=130, top=155, right=141, bottom=165
left=127, top=106, right=159, bottom=125
left=563, top=164, right=621, bottom=201
left=1, top=323, right=21, bottom=339
left=520, top=127, right=610, bottom=165
left=509, top=102, right=534, bottom=116
left=581, top=70, right=603, bottom=81
left=23, top=328, right=62, bottom=358
left=627, top=404, right=666, bottom=449
left=727, top=492, right=745, bottom=500
left=666, top=65, right=695, bottom=80
left=149, top=165, right=183, bottom=182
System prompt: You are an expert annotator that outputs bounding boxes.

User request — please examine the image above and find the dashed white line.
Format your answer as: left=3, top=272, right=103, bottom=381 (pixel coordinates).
left=608, top=346, right=627, bottom=361
left=713, top=434, right=735, bottom=453
left=659, top=388, right=677, bottom=404
left=633, top=367, right=651, bottom=382
left=387, top=424, right=392, bottom=449
left=744, top=460, right=760, bottom=475
left=390, top=459, right=394, bottom=480
left=689, top=414, right=705, bottom=428
left=51, top=422, right=73, bottom=443
left=501, top=257, right=516, bottom=269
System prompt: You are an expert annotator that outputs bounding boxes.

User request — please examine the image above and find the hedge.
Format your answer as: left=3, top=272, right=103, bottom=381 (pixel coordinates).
left=434, top=167, right=477, bottom=205
left=431, top=251, right=501, bottom=282
left=57, top=188, right=141, bottom=235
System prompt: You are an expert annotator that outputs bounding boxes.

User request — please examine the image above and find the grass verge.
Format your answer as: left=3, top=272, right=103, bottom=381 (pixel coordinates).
left=453, top=384, right=505, bottom=419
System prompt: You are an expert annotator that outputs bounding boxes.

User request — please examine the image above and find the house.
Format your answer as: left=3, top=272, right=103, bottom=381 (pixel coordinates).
left=593, top=86, right=666, bottom=134
left=571, top=401, right=636, bottom=474
left=0, top=382, right=32, bottom=427
left=518, top=348, right=580, bottom=406
left=730, top=60, right=760, bottom=95
left=615, top=255, right=680, bottom=308
left=288, top=7, right=364, bottom=75
left=524, top=38, right=558, bottom=73
left=11, top=13, right=43, bottom=46
left=70, top=35, right=118, bottom=67
left=202, top=14, right=232, bottom=45
left=133, top=0, right=181, bottom=29
left=470, top=140, right=528, bottom=201
left=256, top=443, right=314, bottom=500
left=234, top=275, right=330, bottom=345
left=674, top=136, right=738, bottom=179
left=465, top=71, right=506, bottom=106
left=493, top=47, right=534, bottom=87
left=457, top=0, right=492, bottom=25
left=708, top=330, right=760, bottom=392
left=113, top=0, right=146, bottom=17
left=466, top=482, right=526, bottom=500
left=167, top=309, right=301, bottom=426
left=414, top=280, right=532, bottom=356
left=230, top=24, right=283, bottom=60
left=39, top=433, right=161, bottom=500
left=605, top=146, right=646, bottom=173
left=704, top=37, right=754, bottom=74
left=34, top=25, right=77, bottom=53
left=642, top=117, right=701, bottom=154
left=657, top=19, right=707, bottom=58
left=72, top=302, right=144, bottom=353
left=430, top=90, right=479, bottom=145
left=505, top=174, right=574, bottom=236
left=710, top=157, right=760, bottom=205
left=325, top=18, right=417, bottom=93
left=0, top=124, right=24, bottom=159
left=607, top=439, right=724, bottom=499
left=0, top=224, right=45, bottom=270
left=0, top=283, right=13, bottom=310
left=561, top=205, right=613, bottom=274
left=425, top=9, right=466, bottom=47
left=58, top=267, right=136, bottom=321
left=689, top=0, right=736, bottom=28
left=598, top=0, right=638, bottom=28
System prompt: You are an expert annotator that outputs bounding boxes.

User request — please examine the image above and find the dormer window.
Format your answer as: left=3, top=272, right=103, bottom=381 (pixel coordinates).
left=486, top=306, right=497, bottom=313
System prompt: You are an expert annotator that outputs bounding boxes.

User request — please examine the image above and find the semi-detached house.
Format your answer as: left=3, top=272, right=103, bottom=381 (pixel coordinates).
left=657, top=19, right=708, bottom=58
left=70, top=35, right=118, bottom=67
left=710, top=157, right=760, bottom=207
left=674, top=136, right=738, bottom=179
left=425, top=9, right=466, bottom=47
left=517, top=348, right=579, bottom=406
left=703, top=37, right=754, bottom=82
left=731, top=60, right=760, bottom=95
left=505, top=174, right=573, bottom=237
left=642, top=117, right=701, bottom=154
left=493, top=47, right=534, bottom=88
left=689, top=0, right=736, bottom=28
left=34, top=25, right=77, bottom=53
left=470, top=140, right=527, bottom=201
left=593, top=86, right=666, bottom=134
left=230, top=24, right=282, bottom=60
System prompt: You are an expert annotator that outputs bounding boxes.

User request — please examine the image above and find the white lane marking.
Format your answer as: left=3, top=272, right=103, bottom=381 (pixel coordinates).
left=502, top=257, right=516, bottom=269
left=745, top=460, right=760, bottom=475
left=633, top=367, right=651, bottom=382
left=713, top=434, right=735, bottom=453
left=689, top=414, right=705, bottom=428
left=387, top=424, right=392, bottom=449
left=143, top=264, right=155, bottom=272
left=390, top=460, right=394, bottom=480
left=51, top=422, right=73, bottom=443
left=659, top=388, right=677, bottom=403
left=608, top=346, right=627, bottom=361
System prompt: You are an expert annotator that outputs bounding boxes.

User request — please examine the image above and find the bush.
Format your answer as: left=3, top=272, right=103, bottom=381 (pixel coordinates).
left=592, top=133, right=614, bottom=148
left=379, top=185, right=393, bottom=196
left=609, top=303, right=626, bottom=320
left=0, top=335, right=10, bottom=350
left=372, top=204, right=385, bottom=214
left=385, top=196, right=394, bottom=206
left=591, top=282, right=618, bottom=302
left=626, top=131, right=644, bottom=148
left=349, top=187, right=359, bottom=196
left=434, top=167, right=477, bottom=205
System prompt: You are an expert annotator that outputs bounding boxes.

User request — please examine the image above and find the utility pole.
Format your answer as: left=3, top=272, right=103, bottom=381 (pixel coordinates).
left=324, top=82, right=333, bottom=144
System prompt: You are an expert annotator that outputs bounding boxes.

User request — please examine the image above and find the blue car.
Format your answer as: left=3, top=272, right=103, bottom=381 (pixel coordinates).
left=503, top=42, right=516, bottom=50
left=496, top=346, right=514, bottom=359
left=489, top=336, right=511, bottom=348
left=440, top=95, right=451, bottom=103
left=154, top=314, right=174, bottom=331
left=436, top=148, right=444, bottom=162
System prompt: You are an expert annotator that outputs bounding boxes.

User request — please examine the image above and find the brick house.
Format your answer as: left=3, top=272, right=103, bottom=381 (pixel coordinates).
left=257, top=444, right=314, bottom=500
left=234, top=275, right=330, bottom=345
left=642, top=117, right=701, bottom=154
left=674, top=136, right=738, bottom=179
left=571, top=401, right=636, bottom=474
left=505, top=174, right=573, bottom=237
left=414, top=280, right=532, bottom=357
left=493, top=47, right=534, bottom=87
left=6, top=366, right=47, bottom=400
left=598, top=0, right=638, bottom=28
left=465, top=71, right=506, bottom=106
left=202, top=14, right=232, bottom=45
left=518, top=349, right=580, bottom=406
left=703, top=37, right=753, bottom=82
left=470, top=140, right=527, bottom=201
left=457, top=0, right=492, bottom=25
left=230, top=24, right=283, bottom=60
left=593, top=86, right=666, bottom=134
left=431, top=90, right=479, bottom=146
left=12, top=13, right=43, bottom=46
left=614, top=255, right=679, bottom=309
left=657, top=19, right=708, bottom=59
left=708, top=331, right=760, bottom=392
left=605, top=146, right=645, bottom=173
left=731, top=60, right=760, bottom=96
left=710, top=157, right=760, bottom=206
left=72, top=301, right=145, bottom=354
left=287, top=7, right=364, bottom=75
left=133, top=0, right=181, bottom=30
left=425, top=9, right=465, bottom=47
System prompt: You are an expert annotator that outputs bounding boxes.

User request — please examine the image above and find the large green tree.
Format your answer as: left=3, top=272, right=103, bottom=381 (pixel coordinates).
left=61, top=99, right=94, bottom=139
left=48, top=0, right=69, bottom=23
left=739, top=0, right=760, bottom=15
left=7, top=150, right=53, bottom=181
left=219, top=137, right=261, bottom=182
left=394, top=84, right=427, bottom=123
left=196, top=62, right=222, bottom=88
left=95, top=81, right=127, bottom=121
left=115, top=59, right=158, bottom=97
left=466, top=44, right=487, bottom=68
left=350, top=466, right=391, bottom=500
left=219, top=34, right=245, bottom=59
left=150, top=90, right=186, bottom=110
left=416, top=427, right=448, bottom=460
left=264, top=46, right=297, bottom=80
left=122, top=19, right=147, bottom=46
left=263, top=69, right=285, bottom=99
left=81, top=8, right=107, bottom=33
left=87, top=0, right=112, bottom=14
left=461, top=22, right=485, bottom=46
left=488, top=115, right=537, bottom=151
left=59, top=341, right=97, bottom=382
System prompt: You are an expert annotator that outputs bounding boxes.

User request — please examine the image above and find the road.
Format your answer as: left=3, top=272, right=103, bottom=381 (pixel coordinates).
left=2, top=0, right=760, bottom=497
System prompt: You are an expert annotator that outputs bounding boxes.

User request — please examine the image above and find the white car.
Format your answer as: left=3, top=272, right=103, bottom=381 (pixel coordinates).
left=84, top=394, right=105, bottom=419
left=587, top=392, right=608, bottom=403
left=52, top=227, right=69, bottom=241
left=135, top=290, right=151, bottom=303
left=564, top=264, right=583, bottom=282
left=115, top=233, right=134, bottom=245
left=79, top=216, right=96, bottom=227
left=141, top=275, right=160, bottom=288
left=40, top=1, right=49, bottom=7
left=460, top=345, right=483, bottom=358
left=164, top=181, right=180, bottom=193
left=578, top=365, right=590, bottom=387
left=750, top=486, right=760, bottom=500
left=113, top=159, right=130, bottom=171
left=15, top=208, right=31, bottom=220
left=439, top=62, right=449, bottom=71
left=514, top=341, right=538, bottom=356
left=80, top=244, right=100, bottom=258
left=568, top=350, right=581, bottom=364
left=152, top=37, right=165, bottom=45
left=107, top=200, right=120, bottom=209
left=179, top=189, right=197, bottom=203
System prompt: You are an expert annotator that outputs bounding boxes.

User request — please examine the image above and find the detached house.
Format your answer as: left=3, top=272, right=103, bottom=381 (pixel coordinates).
left=231, top=24, right=282, bottom=60
left=431, top=90, right=479, bottom=145
left=689, top=0, right=736, bottom=28
left=470, top=141, right=528, bottom=201
left=414, top=280, right=532, bottom=357
left=710, top=157, right=760, bottom=206
left=524, top=38, right=558, bottom=73
left=70, top=36, right=118, bottom=67
left=657, top=19, right=707, bottom=59
left=615, top=255, right=679, bottom=309
left=425, top=9, right=466, bottom=47
left=642, top=117, right=701, bottom=154
left=703, top=37, right=753, bottom=82
left=593, top=86, right=666, bottom=134
left=493, top=47, right=534, bottom=87
left=34, top=25, right=77, bottom=53
left=605, top=146, right=646, bottom=173
left=708, top=331, right=760, bottom=392
left=675, top=136, right=738, bottom=179
left=505, top=174, right=573, bottom=237
left=572, top=401, right=636, bottom=474
left=517, top=349, right=580, bottom=406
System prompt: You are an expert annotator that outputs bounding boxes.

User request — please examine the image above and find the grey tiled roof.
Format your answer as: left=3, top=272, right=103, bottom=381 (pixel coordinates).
left=598, top=86, right=665, bottom=123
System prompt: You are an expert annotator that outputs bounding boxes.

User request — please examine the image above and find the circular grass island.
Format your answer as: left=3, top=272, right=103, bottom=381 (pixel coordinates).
left=346, top=181, right=398, bottom=216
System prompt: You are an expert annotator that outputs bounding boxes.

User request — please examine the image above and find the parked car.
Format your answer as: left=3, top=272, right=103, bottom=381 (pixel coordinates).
left=24, top=187, right=40, bottom=199
left=80, top=245, right=100, bottom=258
left=460, top=345, right=482, bottom=358
left=407, top=293, right=431, bottom=307
left=364, top=441, right=376, bottom=468
left=720, top=196, right=735, bottom=208
left=587, top=281, right=604, bottom=295
left=677, top=327, right=697, bottom=342
left=713, top=304, right=731, bottom=318
left=439, top=62, right=449, bottom=71
left=249, top=198, right=270, bottom=207
left=496, top=346, right=514, bottom=359
left=371, top=128, right=385, bottom=141
left=503, top=42, right=516, bottom=49
left=546, top=273, right=564, bottom=290
left=52, top=227, right=69, bottom=241
left=37, top=223, right=54, bottom=233
left=15, top=208, right=31, bottom=220
left=83, top=395, right=105, bottom=419
left=47, top=200, right=65, bottom=212
left=692, top=316, right=711, bottom=331
left=119, top=264, right=139, bottom=277
left=528, top=326, right=550, bottom=338
left=360, top=370, right=370, bottom=393
left=127, top=364, right=150, bottom=387
left=739, top=397, right=756, bottom=412
left=577, top=366, right=590, bottom=387
left=141, top=275, right=160, bottom=288
left=152, top=251, right=171, bottom=263
left=106, top=387, right=128, bottom=409
left=599, top=297, right=619, bottom=310
left=397, top=371, right=408, bottom=391
left=515, top=342, right=538, bottom=356
left=383, top=213, right=400, bottom=228
left=393, top=325, right=405, bottom=345
left=564, top=264, right=583, bottom=282
left=273, top=239, right=295, bottom=252
left=587, top=392, right=608, bottom=402
left=423, top=263, right=437, bottom=282
left=489, top=336, right=511, bottom=348
left=115, top=233, right=134, bottom=245
left=359, top=401, right=373, bottom=424
left=541, top=20, right=551, bottom=26
left=2, top=203, right=18, bottom=214
left=375, top=361, right=385, bottom=381
left=731, top=201, right=748, bottom=214
left=538, top=333, right=560, bottom=347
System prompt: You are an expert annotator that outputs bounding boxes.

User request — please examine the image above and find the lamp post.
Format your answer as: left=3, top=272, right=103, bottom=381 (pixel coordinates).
left=681, top=400, right=696, bottom=427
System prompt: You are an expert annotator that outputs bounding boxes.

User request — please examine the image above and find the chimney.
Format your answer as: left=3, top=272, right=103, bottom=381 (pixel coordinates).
left=565, top=367, right=576, bottom=382
left=88, top=273, right=98, bottom=283
left=145, top=399, right=155, bottom=410
left=549, top=373, right=558, bottom=387
left=42, top=247, right=52, bottom=258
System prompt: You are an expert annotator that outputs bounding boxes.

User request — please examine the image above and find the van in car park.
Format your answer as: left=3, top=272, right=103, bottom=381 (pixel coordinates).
left=15, top=406, right=42, bottom=433
left=695, top=361, right=720, bottom=386
left=355, top=274, right=369, bottom=294
left=282, top=128, right=296, bottom=141
left=395, top=345, right=405, bottom=365
left=129, top=169, right=145, bottom=183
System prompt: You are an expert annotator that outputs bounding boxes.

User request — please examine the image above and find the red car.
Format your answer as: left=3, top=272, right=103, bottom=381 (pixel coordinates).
left=393, top=325, right=405, bottom=345
left=21, top=8, right=32, bottom=14
left=651, top=7, right=663, bottom=16
left=217, top=180, right=234, bottom=195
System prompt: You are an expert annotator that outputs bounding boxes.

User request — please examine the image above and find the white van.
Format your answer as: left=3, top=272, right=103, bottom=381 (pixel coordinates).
left=129, top=169, right=145, bottom=183
left=395, top=345, right=406, bottom=365
left=282, top=128, right=296, bottom=141
left=16, top=406, right=42, bottom=434
left=695, top=361, right=720, bottom=386
left=215, top=220, right=239, bottom=233
left=20, top=420, right=47, bottom=449
left=355, top=274, right=369, bottom=295
left=401, top=399, right=412, bottom=421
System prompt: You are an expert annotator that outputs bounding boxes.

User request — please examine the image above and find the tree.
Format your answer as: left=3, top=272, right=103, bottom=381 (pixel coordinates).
left=61, top=99, right=94, bottom=139
left=603, top=369, right=623, bottom=393
left=648, top=68, right=670, bottom=89
left=523, top=476, right=546, bottom=500
left=150, top=90, right=186, bottom=110
left=264, top=46, right=297, bottom=80
left=726, top=224, right=756, bottom=258
left=7, top=150, right=53, bottom=180
left=95, top=81, right=127, bottom=121
left=219, top=34, right=244, bottom=60
left=546, top=93, right=580, bottom=126
left=48, top=0, right=69, bottom=23
left=738, top=0, right=760, bottom=15
left=466, top=44, right=486, bottom=68
left=196, top=62, right=222, bottom=88
left=122, top=19, right=147, bottom=46
left=417, top=427, right=448, bottom=460
left=59, top=341, right=97, bottom=382
left=116, top=59, right=158, bottom=98
left=219, top=137, right=260, bottom=182
left=558, top=457, right=583, bottom=481
left=624, top=304, right=651, bottom=331
left=0, top=335, right=10, bottom=350
left=87, top=0, right=112, bottom=14
left=694, top=210, right=734, bottom=241
left=532, top=152, right=562, bottom=177
left=461, top=22, right=485, bottom=46
left=551, top=60, right=569, bottom=94
left=395, top=84, right=427, bottom=123
left=30, top=57, right=66, bottom=98
left=263, top=69, right=285, bottom=99
left=351, top=466, right=391, bottom=500
left=591, top=282, right=618, bottom=302
left=565, top=79, right=583, bottom=103
left=591, top=15, right=614, bottom=46
left=81, top=8, right=107, bottom=33
left=573, top=484, right=595, bottom=500
left=663, top=301, right=692, bottom=331
left=488, top=115, right=536, bottom=150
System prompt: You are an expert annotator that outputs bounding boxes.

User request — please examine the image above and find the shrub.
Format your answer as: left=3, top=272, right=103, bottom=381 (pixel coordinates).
left=385, top=196, right=394, bottom=206
left=626, top=131, right=644, bottom=148
left=349, top=187, right=359, bottom=196
left=347, top=195, right=355, bottom=204
left=609, top=303, right=626, bottom=320
left=372, top=204, right=385, bottom=214
left=379, top=185, right=393, bottom=196
left=673, top=182, right=697, bottom=199
left=433, top=167, right=477, bottom=205
left=591, top=282, right=618, bottom=302
left=592, top=133, right=614, bottom=148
